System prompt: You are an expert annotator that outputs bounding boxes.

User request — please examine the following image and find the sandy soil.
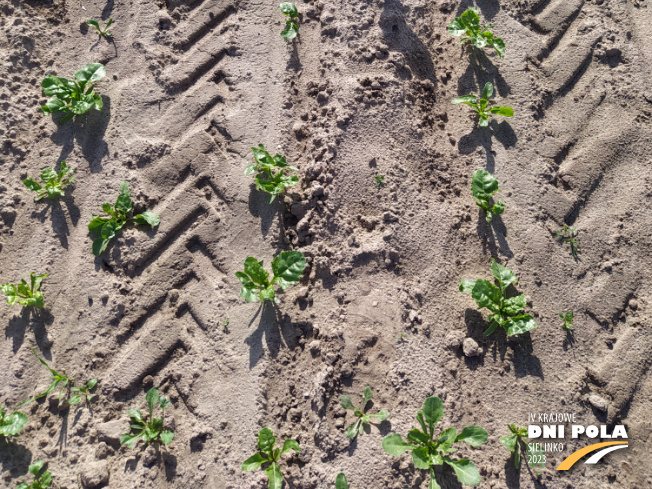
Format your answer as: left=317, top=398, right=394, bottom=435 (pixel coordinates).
left=1, top=0, right=651, bottom=488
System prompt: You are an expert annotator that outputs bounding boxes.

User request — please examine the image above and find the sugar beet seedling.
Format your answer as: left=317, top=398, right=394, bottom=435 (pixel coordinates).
left=382, top=396, right=488, bottom=488
left=245, top=144, right=299, bottom=203
left=554, top=224, right=580, bottom=259
left=24, top=161, right=75, bottom=201
left=559, top=311, right=574, bottom=334
left=86, top=18, right=113, bottom=38
left=460, top=259, right=537, bottom=337
left=16, top=460, right=53, bottom=489
left=452, top=82, right=513, bottom=127
left=340, top=386, right=389, bottom=439
left=236, top=250, right=306, bottom=303
left=88, top=181, right=160, bottom=255
left=41, top=63, right=106, bottom=123
left=0, top=404, right=28, bottom=440
left=448, top=7, right=505, bottom=58
left=18, top=349, right=97, bottom=407
left=120, top=387, right=174, bottom=448
left=1, top=272, right=48, bottom=308
left=242, top=427, right=299, bottom=489
left=280, top=3, right=299, bottom=40
left=500, top=424, right=545, bottom=469
left=471, top=169, right=505, bottom=223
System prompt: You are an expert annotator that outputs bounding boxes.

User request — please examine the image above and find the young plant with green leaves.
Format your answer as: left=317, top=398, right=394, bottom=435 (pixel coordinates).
left=86, top=18, right=113, bottom=38
left=500, top=424, right=545, bottom=469
left=1, top=273, right=48, bottom=308
left=335, top=473, right=348, bottom=489
left=23, top=161, right=75, bottom=202
left=452, top=82, right=513, bottom=127
left=236, top=250, right=306, bottom=303
left=554, top=224, right=580, bottom=259
left=41, top=63, right=106, bottom=123
left=120, top=387, right=174, bottom=448
left=448, top=7, right=505, bottom=58
left=245, top=144, right=299, bottom=203
left=460, top=259, right=537, bottom=337
left=16, top=461, right=52, bottom=489
left=241, top=427, right=299, bottom=489
left=559, top=311, right=574, bottom=334
left=18, top=349, right=97, bottom=407
left=471, top=169, right=505, bottom=223
left=88, top=181, right=160, bottom=256
left=374, top=174, right=385, bottom=187
left=0, top=405, right=28, bottom=440
left=340, top=386, right=389, bottom=439
left=280, top=3, right=299, bottom=41
left=382, top=396, right=488, bottom=489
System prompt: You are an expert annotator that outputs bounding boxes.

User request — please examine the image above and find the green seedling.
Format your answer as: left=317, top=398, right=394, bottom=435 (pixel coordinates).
left=242, top=427, right=299, bottom=489
left=236, top=250, right=306, bottom=303
left=23, top=161, right=75, bottom=202
left=41, top=63, right=106, bottom=123
left=471, top=169, right=505, bottom=223
left=245, top=144, right=299, bottom=203
left=335, top=473, right=348, bottom=489
left=382, top=396, right=488, bottom=488
left=500, top=424, right=545, bottom=469
left=375, top=174, right=385, bottom=187
left=1, top=273, right=48, bottom=308
left=395, top=332, right=408, bottom=342
left=460, top=259, right=537, bottom=337
left=120, top=387, right=174, bottom=448
left=222, top=318, right=230, bottom=333
left=16, top=460, right=52, bottom=489
left=554, top=224, right=580, bottom=259
left=452, top=82, right=513, bottom=127
left=86, top=18, right=113, bottom=38
left=559, top=311, right=574, bottom=334
left=280, top=3, right=299, bottom=41
left=0, top=404, right=28, bottom=440
left=88, top=181, right=160, bottom=256
left=18, top=349, right=97, bottom=407
left=448, top=7, right=505, bottom=58
left=340, top=386, right=390, bottom=440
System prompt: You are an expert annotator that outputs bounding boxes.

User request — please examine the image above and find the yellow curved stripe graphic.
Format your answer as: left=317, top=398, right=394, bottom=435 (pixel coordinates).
left=556, top=441, right=628, bottom=470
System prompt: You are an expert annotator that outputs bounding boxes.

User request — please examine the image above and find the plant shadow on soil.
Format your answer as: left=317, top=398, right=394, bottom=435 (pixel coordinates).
left=455, top=0, right=501, bottom=20
left=5, top=307, right=54, bottom=354
left=247, top=183, right=286, bottom=239
left=30, top=193, right=81, bottom=250
left=464, top=309, right=543, bottom=379
left=48, top=95, right=111, bottom=173
left=504, top=457, right=549, bottom=489
left=245, top=300, right=305, bottom=368
left=379, top=0, right=437, bottom=85
left=477, top=214, right=512, bottom=258
left=0, top=440, right=33, bottom=480
left=457, top=47, right=511, bottom=98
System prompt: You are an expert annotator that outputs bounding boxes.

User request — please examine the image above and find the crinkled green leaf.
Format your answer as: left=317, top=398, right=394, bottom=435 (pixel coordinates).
left=369, top=409, right=390, bottom=422
left=265, top=462, right=283, bottom=489
left=455, top=426, right=488, bottom=447
left=29, top=460, right=45, bottom=477
left=423, top=396, right=444, bottom=429
left=272, top=250, right=306, bottom=289
left=281, top=22, right=298, bottom=41
left=448, top=18, right=466, bottom=36
left=280, top=438, right=299, bottom=455
left=1, top=283, right=18, bottom=305
left=500, top=433, right=518, bottom=452
left=42, top=97, right=68, bottom=114
left=471, top=169, right=499, bottom=201
left=0, top=410, right=28, bottom=437
left=345, top=422, right=358, bottom=439
left=340, top=395, right=355, bottom=410
left=411, top=446, right=432, bottom=470
left=437, top=427, right=458, bottom=452
left=503, top=295, right=526, bottom=315
left=382, top=433, right=415, bottom=455
left=244, top=257, right=270, bottom=287
left=407, top=428, right=429, bottom=446
left=160, top=430, right=174, bottom=445
left=74, top=63, right=106, bottom=86
left=132, top=211, right=160, bottom=227
left=257, top=427, right=277, bottom=454
left=505, top=314, right=537, bottom=336
left=242, top=452, right=267, bottom=471
left=280, top=2, right=298, bottom=17
left=451, top=95, right=477, bottom=105
left=481, top=82, right=493, bottom=100
left=443, top=458, right=481, bottom=486
left=470, top=279, right=502, bottom=311
left=493, top=37, right=505, bottom=58
left=488, top=106, right=514, bottom=117
left=362, top=386, right=373, bottom=407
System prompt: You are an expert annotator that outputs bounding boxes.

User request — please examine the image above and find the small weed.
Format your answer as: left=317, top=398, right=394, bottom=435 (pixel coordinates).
left=86, top=18, right=113, bottom=38
left=449, top=7, right=505, bottom=58
left=1, top=273, right=48, bottom=308
left=18, top=349, right=97, bottom=407
left=121, top=387, right=174, bottom=448
left=41, top=63, right=106, bottom=123
left=236, top=251, right=306, bottom=303
left=452, top=82, right=513, bottom=127
left=460, top=259, right=537, bottom=336
left=24, top=161, right=75, bottom=201
left=242, top=427, right=299, bottom=489
left=471, top=169, right=505, bottom=223
left=340, top=386, right=390, bottom=440
left=88, top=182, right=160, bottom=255
left=0, top=405, right=28, bottom=440
left=280, top=3, right=299, bottom=41
left=375, top=174, right=385, bottom=187
left=559, top=311, right=574, bottom=334
left=500, top=424, right=545, bottom=469
left=554, top=224, right=580, bottom=259
left=382, top=396, right=488, bottom=488
left=16, top=460, right=52, bottom=489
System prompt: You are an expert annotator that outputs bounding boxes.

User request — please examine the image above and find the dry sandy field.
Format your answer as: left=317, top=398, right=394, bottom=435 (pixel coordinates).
left=1, top=0, right=651, bottom=488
